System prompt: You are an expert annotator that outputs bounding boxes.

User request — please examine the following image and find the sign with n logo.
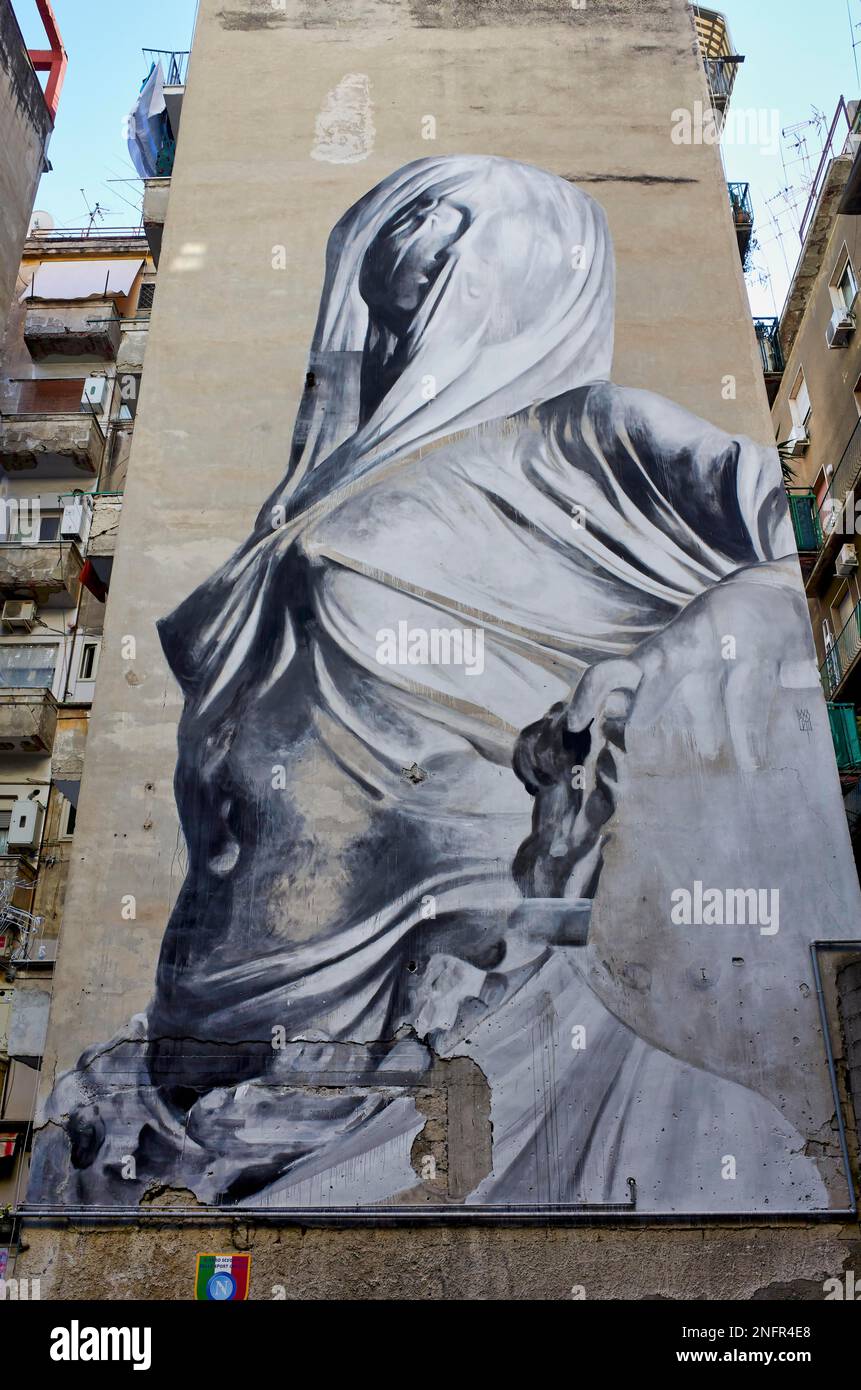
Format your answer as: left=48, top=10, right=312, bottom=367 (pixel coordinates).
left=194, top=1253, right=251, bottom=1301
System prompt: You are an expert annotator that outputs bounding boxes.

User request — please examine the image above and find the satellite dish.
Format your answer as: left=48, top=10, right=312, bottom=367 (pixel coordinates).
left=29, top=210, right=55, bottom=235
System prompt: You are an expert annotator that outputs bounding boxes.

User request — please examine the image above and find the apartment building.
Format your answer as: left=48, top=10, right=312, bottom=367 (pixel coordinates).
left=0, top=224, right=157, bottom=1219
left=11, top=0, right=861, bottom=1302
left=0, top=0, right=67, bottom=1244
left=772, top=100, right=861, bottom=839
left=0, top=0, right=64, bottom=362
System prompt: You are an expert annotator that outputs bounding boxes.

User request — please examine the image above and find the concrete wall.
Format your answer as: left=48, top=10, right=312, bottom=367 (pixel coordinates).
left=0, top=2, right=51, bottom=350
left=20, top=0, right=861, bottom=1296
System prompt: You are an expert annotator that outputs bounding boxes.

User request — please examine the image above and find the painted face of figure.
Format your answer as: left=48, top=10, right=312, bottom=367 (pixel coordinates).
left=357, top=192, right=469, bottom=421
left=359, top=192, right=469, bottom=338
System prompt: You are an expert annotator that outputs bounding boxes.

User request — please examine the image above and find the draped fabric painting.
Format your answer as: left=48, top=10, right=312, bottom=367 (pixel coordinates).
left=33, top=157, right=855, bottom=1212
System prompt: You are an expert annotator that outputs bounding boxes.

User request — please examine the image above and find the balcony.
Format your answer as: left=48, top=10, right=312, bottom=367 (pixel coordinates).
left=822, top=601, right=861, bottom=700
left=144, top=48, right=186, bottom=138
left=728, top=183, right=754, bottom=265
left=143, top=178, right=171, bottom=267
left=828, top=702, right=861, bottom=774
left=0, top=691, right=58, bottom=755
left=786, top=488, right=823, bottom=554
left=788, top=417, right=861, bottom=586
left=694, top=8, right=743, bottom=114
left=0, top=857, right=36, bottom=922
left=0, top=541, right=83, bottom=607
left=0, top=412, right=103, bottom=478
left=754, top=317, right=785, bottom=405
left=131, top=49, right=185, bottom=189
left=23, top=300, right=122, bottom=362
left=703, top=56, right=744, bottom=114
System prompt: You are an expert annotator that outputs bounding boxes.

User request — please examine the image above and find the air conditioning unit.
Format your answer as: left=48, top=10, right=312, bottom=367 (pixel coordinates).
left=1, top=599, right=37, bottom=633
left=7, top=799, right=44, bottom=851
left=827, top=306, right=856, bottom=349
left=837, top=544, right=859, bottom=577
left=81, top=375, right=109, bottom=412
left=786, top=423, right=810, bottom=456
left=60, top=493, right=93, bottom=544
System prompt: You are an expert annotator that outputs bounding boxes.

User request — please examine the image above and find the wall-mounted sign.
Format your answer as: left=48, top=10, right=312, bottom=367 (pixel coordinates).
left=194, top=1253, right=250, bottom=1302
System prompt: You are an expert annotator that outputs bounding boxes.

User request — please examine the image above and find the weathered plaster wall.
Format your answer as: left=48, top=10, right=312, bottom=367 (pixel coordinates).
left=19, top=1220, right=861, bottom=1301
left=23, top=0, right=861, bottom=1294
left=0, top=2, right=51, bottom=350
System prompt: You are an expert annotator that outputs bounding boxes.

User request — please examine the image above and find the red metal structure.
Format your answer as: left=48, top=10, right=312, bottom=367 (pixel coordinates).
left=25, top=0, right=67, bottom=124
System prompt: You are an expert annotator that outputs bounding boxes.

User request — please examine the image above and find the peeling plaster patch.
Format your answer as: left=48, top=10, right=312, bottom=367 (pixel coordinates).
left=216, top=4, right=287, bottom=30
left=139, top=1183, right=207, bottom=1208
left=410, top=1054, right=492, bottom=1199
left=311, top=75, right=375, bottom=165
left=402, top=762, right=428, bottom=785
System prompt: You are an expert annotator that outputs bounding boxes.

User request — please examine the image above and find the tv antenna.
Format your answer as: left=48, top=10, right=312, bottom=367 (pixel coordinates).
left=80, top=190, right=108, bottom=234
left=781, top=110, right=828, bottom=195
left=848, top=0, right=861, bottom=88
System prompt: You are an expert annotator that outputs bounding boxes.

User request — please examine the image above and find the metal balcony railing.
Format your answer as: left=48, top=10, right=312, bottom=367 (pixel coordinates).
left=754, top=317, right=784, bottom=376
left=703, top=56, right=743, bottom=111
left=828, top=702, right=861, bottom=771
left=728, top=182, right=754, bottom=263
left=786, top=488, right=823, bottom=552
left=26, top=226, right=146, bottom=241
left=728, top=181, right=753, bottom=221
left=798, top=97, right=854, bottom=245
left=142, top=49, right=189, bottom=86
left=814, top=415, right=861, bottom=545
left=822, top=600, right=861, bottom=699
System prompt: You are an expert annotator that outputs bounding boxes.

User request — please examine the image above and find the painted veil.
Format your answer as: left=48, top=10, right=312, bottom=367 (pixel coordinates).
left=33, top=157, right=845, bottom=1214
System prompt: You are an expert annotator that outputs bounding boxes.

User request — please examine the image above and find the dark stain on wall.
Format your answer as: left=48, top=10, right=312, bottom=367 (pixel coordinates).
left=568, top=173, right=699, bottom=186
left=407, top=0, right=677, bottom=26
left=0, top=1, right=53, bottom=133
left=216, top=0, right=680, bottom=31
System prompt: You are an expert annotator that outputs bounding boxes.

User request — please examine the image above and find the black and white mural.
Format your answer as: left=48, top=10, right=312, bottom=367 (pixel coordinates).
left=33, top=157, right=860, bottom=1212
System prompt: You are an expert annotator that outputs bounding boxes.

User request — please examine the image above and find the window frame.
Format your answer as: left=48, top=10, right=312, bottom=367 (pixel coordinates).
left=830, top=244, right=859, bottom=315
left=789, top=368, right=811, bottom=430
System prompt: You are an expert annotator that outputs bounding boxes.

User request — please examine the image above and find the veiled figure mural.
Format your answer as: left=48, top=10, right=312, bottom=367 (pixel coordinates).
left=32, top=156, right=858, bottom=1212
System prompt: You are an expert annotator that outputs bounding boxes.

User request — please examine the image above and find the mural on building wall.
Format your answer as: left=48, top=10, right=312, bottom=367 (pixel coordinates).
left=33, top=156, right=857, bottom=1212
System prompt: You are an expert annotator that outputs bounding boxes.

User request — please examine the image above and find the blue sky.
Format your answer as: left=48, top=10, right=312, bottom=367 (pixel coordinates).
left=10, top=0, right=856, bottom=317
left=12, top=0, right=197, bottom=230
left=716, top=0, right=860, bottom=314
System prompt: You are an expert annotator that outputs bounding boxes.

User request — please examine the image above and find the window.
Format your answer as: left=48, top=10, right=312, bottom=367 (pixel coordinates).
left=138, top=282, right=156, bottom=314
left=0, top=644, right=57, bottom=691
left=1, top=507, right=60, bottom=544
left=78, top=641, right=99, bottom=682
left=60, top=800, right=76, bottom=838
left=837, top=260, right=858, bottom=311
left=13, top=379, right=86, bottom=414
left=789, top=369, right=811, bottom=429
left=830, top=246, right=859, bottom=313
left=835, top=584, right=858, bottom=634
left=0, top=801, right=13, bottom=856
left=67, top=637, right=101, bottom=703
